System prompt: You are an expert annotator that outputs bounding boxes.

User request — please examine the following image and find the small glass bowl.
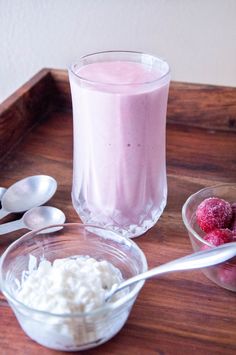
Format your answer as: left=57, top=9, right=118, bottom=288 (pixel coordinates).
left=0, top=223, right=147, bottom=351
left=182, top=184, right=236, bottom=292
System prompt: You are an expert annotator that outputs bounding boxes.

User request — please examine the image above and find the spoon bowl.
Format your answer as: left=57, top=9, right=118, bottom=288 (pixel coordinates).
left=23, top=206, right=66, bottom=231
left=0, top=206, right=66, bottom=234
left=0, top=187, right=7, bottom=201
left=0, top=175, right=57, bottom=219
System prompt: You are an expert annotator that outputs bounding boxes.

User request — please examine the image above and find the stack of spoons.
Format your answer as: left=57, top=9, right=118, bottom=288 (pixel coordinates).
left=0, top=175, right=65, bottom=234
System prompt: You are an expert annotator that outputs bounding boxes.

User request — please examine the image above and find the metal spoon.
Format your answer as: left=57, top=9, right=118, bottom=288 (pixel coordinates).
left=0, top=206, right=65, bottom=234
left=0, top=188, right=7, bottom=201
left=106, top=242, right=236, bottom=301
left=0, top=175, right=57, bottom=219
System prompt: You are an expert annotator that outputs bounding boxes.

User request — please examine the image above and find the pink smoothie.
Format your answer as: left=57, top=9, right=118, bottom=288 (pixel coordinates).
left=69, top=58, right=170, bottom=237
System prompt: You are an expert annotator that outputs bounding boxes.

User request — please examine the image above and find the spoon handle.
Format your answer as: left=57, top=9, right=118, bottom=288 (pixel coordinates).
left=111, top=242, right=236, bottom=296
left=0, top=209, right=9, bottom=220
left=0, top=218, right=25, bottom=234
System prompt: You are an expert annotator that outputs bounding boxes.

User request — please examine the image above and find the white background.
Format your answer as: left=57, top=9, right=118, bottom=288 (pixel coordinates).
left=0, top=0, right=236, bottom=102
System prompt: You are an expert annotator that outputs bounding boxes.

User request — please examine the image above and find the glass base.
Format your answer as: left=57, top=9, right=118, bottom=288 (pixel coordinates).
left=72, top=195, right=166, bottom=238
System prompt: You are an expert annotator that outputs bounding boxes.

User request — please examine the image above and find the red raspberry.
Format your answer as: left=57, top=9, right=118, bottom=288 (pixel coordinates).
left=196, top=197, right=232, bottom=232
left=203, top=228, right=233, bottom=246
left=230, top=202, right=236, bottom=233
left=217, top=262, right=236, bottom=288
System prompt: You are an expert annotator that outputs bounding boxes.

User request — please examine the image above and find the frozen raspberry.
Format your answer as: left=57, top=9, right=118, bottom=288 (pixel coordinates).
left=200, top=244, right=211, bottom=251
left=230, top=203, right=236, bottom=233
left=217, top=262, right=236, bottom=288
left=203, top=228, right=233, bottom=246
left=196, top=197, right=232, bottom=232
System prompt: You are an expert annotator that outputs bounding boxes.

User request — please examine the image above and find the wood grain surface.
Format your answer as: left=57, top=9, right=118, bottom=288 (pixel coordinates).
left=0, top=69, right=235, bottom=355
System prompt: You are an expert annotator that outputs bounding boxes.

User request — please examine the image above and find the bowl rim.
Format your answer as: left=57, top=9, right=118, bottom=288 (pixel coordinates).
left=0, top=222, right=148, bottom=319
left=182, top=183, right=236, bottom=247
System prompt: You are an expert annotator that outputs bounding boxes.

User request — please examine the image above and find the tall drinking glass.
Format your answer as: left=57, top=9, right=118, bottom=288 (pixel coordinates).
left=69, top=51, right=170, bottom=238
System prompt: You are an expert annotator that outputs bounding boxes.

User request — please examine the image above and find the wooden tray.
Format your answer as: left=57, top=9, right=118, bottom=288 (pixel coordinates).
left=0, top=69, right=236, bottom=355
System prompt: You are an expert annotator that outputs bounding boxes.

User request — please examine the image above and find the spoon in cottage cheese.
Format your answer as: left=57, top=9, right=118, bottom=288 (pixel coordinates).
left=0, top=175, right=57, bottom=219
left=0, top=206, right=65, bottom=234
left=0, top=187, right=7, bottom=202
left=106, top=242, right=236, bottom=301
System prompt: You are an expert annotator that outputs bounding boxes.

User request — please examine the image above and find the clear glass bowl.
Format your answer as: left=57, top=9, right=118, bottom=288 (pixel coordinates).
left=182, top=184, right=236, bottom=292
left=0, top=223, right=147, bottom=351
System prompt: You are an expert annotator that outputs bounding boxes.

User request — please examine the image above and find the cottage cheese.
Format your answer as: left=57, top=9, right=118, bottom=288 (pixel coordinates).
left=12, top=255, right=129, bottom=350
left=17, top=255, right=123, bottom=314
